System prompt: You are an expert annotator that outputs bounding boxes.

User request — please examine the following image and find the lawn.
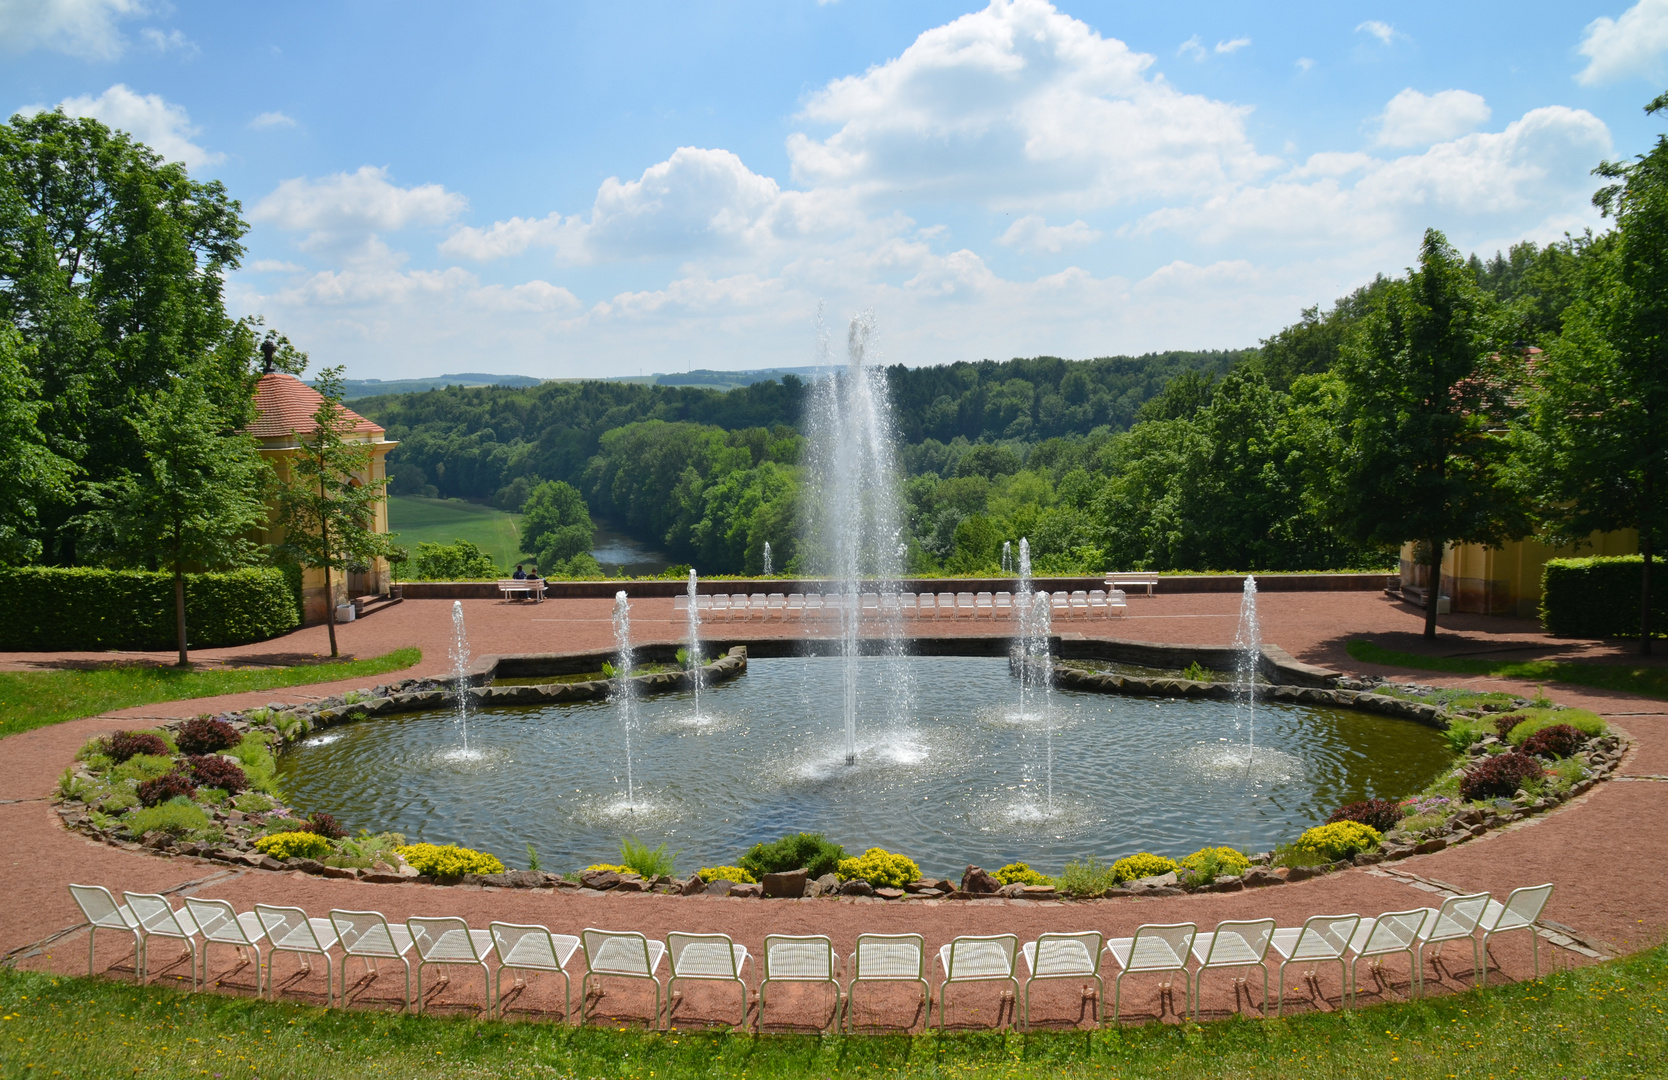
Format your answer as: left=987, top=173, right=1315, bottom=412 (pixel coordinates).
left=388, top=496, right=527, bottom=569
left=2, top=945, right=1665, bottom=1079
left=0, top=648, right=422, bottom=738
left=1347, top=639, right=1668, bottom=700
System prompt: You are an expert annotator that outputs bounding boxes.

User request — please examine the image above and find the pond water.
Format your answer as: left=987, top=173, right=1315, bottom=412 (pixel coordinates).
left=589, top=522, right=671, bottom=576
left=276, top=657, right=1451, bottom=877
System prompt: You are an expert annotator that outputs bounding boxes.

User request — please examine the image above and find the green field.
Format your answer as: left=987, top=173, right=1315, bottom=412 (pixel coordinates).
left=388, top=496, right=528, bottom=569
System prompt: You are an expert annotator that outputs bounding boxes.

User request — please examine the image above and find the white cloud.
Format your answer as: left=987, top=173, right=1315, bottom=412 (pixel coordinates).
left=1356, top=20, right=1402, bottom=46
left=1178, top=35, right=1205, bottom=61
left=1375, top=88, right=1492, bottom=148
left=1295, top=57, right=1315, bottom=73
left=0, top=0, right=149, bottom=59
left=249, top=110, right=296, bottom=130
left=246, top=259, right=305, bottom=273
left=139, top=26, right=193, bottom=55
left=996, top=214, right=1101, bottom=253
left=1215, top=38, right=1250, bottom=55
left=251, top=166, right=467, bottom=251
left=1577, top=0, right=1668, bottom=85
left=53, top=84, right=221, bottom=168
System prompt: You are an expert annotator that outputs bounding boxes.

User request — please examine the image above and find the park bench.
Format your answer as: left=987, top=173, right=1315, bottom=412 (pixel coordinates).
left=496, top=578, right=546, bottom=602
left=1105, top=572, right=1159, bottom=597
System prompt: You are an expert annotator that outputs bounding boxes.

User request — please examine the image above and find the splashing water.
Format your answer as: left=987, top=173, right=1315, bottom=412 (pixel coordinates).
left=450, top=601, right=471, bottom=755
left=761, top=541, right=772, bottom=576
left=1232, top=575, right=1262, bottom=828
left=1001, top=540, right=1013, bottom=575
left=686, top=569, right=704, bottom=723
left=611, top=591, right=637, bottom=809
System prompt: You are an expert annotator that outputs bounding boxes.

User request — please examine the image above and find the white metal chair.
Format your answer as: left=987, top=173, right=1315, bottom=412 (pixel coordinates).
left=1270, top=914, right=1360, bottom=1016
left=1087, top=590, right=1109, bottom=617
left=67, top=884, right=143, bottom=982
left=767, top=593, right=786, bottom=618
left=1069, top=591, right=1090, bottom=617
left=975, top=591, right=994, bottom=617
left=914, top=594, right=935, bottom=618
left=899, top=593, right=919, bottom=618
left=1190, top=918, right=1275, bottom=1018
left=1478, top=883, right=1555, bottom=986
left=490, top=921, right=580, bottom=1020
left=1106, top=923, right=1196, bottom=1021
left=758, top=934, right=841, bottom=1032
left=993, top=592, right=1013, bottom=618
left=803, top=594, right=824, bottom=621
left=845, top=933, right=928, bottom=1031
left=880, top=593, right=901, bottom=619
left=785, top=594, right=805, bottom=619
left=936, top=592, right=957, bottom=619
left=936, top=934, right=1019, bottom=1030
left=1347, top=908, right=1431, bottom=1002
left=330, top=909, right=415, bottom=1009
left=955, top=592, right=977, bottom=617
left=1050, top=592, right=1070, bottom=618
left=673, top=594, right=690, bottom=612
left=123, top=891, right=201, bottom=988
left=255, top=903, right=340, bottom=1004
left=184, top=897, right=268, bottom=995
left=1413, top=891, right=1492, bottom=989
left=695, top=595, right=713, bottom=618
left=747, top=593, right=768, bottom=619
left=580, top=928, right=667, bottom=1027
left=1018, top=931, right=1103, bottom=1029
left=666, top=932, right=751, bottom=1028
left=408, top=916, right=494, bottom=1015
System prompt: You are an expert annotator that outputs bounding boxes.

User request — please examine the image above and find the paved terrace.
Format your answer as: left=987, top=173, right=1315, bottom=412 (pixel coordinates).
left=1, top=590, right=1664, bottom=1028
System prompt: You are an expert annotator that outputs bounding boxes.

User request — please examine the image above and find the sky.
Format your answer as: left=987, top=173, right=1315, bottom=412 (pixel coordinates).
left=6, top=0, right=1668, bottom=380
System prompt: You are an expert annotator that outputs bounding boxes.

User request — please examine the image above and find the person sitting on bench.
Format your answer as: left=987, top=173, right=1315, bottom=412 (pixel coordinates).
left=512, top=564, right=527, bottom=580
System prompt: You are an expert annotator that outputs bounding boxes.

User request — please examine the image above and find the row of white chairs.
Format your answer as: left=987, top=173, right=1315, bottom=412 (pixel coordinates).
left=69, top=883, right=1552, bottom=1028
left=673, top=589, right=1128, bottom=622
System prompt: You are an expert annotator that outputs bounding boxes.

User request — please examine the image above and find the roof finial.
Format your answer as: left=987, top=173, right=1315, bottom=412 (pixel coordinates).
left=260, top=338, right=277, bottom=374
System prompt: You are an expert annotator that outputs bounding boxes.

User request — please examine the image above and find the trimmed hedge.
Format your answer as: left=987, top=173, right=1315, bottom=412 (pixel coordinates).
left=1542, top=555, right=1666, bottom=638
left=0, top=566, right=300, bottom=650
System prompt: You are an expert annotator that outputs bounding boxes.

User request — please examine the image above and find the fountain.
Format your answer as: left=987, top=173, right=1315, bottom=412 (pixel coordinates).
left=761, top=541, right=772, bottom=576
left=686, top=569, right=704, bottom=722
left=1000, top=540, right=1013, bottom=575
left=801, top=310, right=910, bottom=765
left=449, top=600, right=472, bottom=757
left=611, top=590, right=637, bottom=809
left=1233, top=575, right=1261, bottom=830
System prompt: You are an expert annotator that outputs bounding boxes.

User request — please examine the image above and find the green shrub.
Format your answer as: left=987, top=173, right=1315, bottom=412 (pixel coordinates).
left=227, top=732, right=279, bottom=794
left=1056, top=857, right=1120, bottom=896
left=111, top=753, right=176, bottom=786
left=57, top=769, right=97, bottom=802
left=1444, top=718, right=1488, bottom=752
left=739, top=832, right=846, bottom=881
left=0, top=566, right=299, bottom=650
left=1271, top=842, right=1331, bottom=869
left=994, top=862, right=1050, bottom=886
left=407, top=540, right=499, bottom=581
left=396, top=842, right=504, bottom=878
left=695, top=865, right=754, bottom=884
left=1179, top=846, right=1251, bottom=882
left=836, top=848, right=921, bottom=888
left=232, top=792, right=276, bottom=814
left=1503, top=708, right=1607, bottom=746
left=1542, top=556, right=1668, bottom=638
left=1294, top=821, right=1381, bottom=860
left=619, top=836, right=677, bottom=878
left=255, top=831, right=332, bottom=861
left=99, top=789, right=138, bottom=813
left=1111, top=852, right=1180, bottom=883
left=126, top=798, right=210, bottom=838
left=326, top=831, right=406, bottom=870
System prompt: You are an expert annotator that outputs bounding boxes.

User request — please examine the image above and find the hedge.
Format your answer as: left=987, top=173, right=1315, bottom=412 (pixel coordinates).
left=0, top=566, right=301, bottom=650
left=1542, top=555, right=1667, bottom=638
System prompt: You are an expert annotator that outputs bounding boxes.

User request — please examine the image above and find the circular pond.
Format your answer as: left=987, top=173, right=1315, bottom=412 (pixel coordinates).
left=276, top=656, right=1452, bottom=877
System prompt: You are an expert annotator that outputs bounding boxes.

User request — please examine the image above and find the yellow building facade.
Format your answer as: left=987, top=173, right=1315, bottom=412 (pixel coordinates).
left=1400, top=530, right=1639, bottom=618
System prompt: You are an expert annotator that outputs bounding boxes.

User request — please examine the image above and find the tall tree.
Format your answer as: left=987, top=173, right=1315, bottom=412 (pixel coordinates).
left=1335, top=229, right=1530, bottom=638
left=517, top=479, right=595, bottom=573
left=0, top=324, right=77, bottom=564
left=276, top=367, right=393, bottom=657
left=77, top=374, right=270, bottom=664
left=1518, top=94, right=1668, bottom=653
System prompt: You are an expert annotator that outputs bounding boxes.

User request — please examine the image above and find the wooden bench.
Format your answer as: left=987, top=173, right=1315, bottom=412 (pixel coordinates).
left=1105, top=572, right=1159, bottom=597
left=496, top=578, right=546, bottom=602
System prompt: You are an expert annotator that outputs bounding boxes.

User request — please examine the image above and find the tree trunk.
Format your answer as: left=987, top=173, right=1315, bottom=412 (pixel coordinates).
left=174, top=565, right=188, bottom=667
left=1424, top=539, right=1443, bottom=639
left=322, top=474, right=338, bottom=658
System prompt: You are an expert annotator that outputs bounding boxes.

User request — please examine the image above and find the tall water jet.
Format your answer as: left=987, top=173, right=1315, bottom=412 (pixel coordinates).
left=1016, top=537, right=1032, bottom=597
left=1233, top=575, right=1261, bottom=802
left=761, top=542, right=772, bottom=576
left=686, top=569, right=704, bottom=722
left=1001, top=540, right=1013, bottom=575
left=449, top=601, right=472, bottom=755
left=611, top=591, right=637, bottom=808
left=801, top=309, right=909, bottom=765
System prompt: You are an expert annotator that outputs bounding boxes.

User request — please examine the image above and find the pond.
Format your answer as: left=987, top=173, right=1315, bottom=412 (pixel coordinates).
left=276, top=656, right=1452, bottom=878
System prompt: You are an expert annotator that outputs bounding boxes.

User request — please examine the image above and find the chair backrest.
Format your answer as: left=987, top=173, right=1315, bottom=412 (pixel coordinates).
left=1089, top=590, right=1107, bottom=600
left=898, top=593, right=917, bottom=610
left=1071, top=590, right=1088, bottom=599
left=1432, top=892, right=1492, bottom=937
left=668, top=932, right=740, bottom=977
left=583, top=928, right=657, bottom=975
left=763, top=934, right=836, bottom=981
left=1291, top=914, right=1360, bottom=959
left=937, top=592, right=956, bottom=606
left=852, top=933, right=924, bottom=980
left=1487, top=883, right=1555, bottom=932
left=673, top=595, right=690, bottom=610
left=184, top=898, right=255, bottom=945
left=1127, top=923, right=1197, bottom=971
left=1199, top=919, right=1274, bottom=966
left=68, top=884, right=127, bottom=928
left=408, top=916, right=485, bottom=962
left=945, top=934, right=1017, bottom=980
left=787, top=594, right=805, bottom=608
left=123, top=892, right=190, bottom=937
left=1352, top=909, right=1430, bottom=955
left=256, top=904, right=328, bottom=952
left=330, top=910, right=402, bottom=957
left=491, top=922, right=568, bottom=971
left=1031, top=932, right=1102, bottom=976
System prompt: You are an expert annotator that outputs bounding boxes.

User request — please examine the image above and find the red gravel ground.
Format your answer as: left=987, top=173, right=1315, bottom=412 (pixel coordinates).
left=3, top=590, right=1664, bottom=1031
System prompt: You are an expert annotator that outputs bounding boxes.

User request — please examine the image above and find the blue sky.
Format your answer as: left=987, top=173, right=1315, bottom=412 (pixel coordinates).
left=6, top=1, right=1668, bottom=380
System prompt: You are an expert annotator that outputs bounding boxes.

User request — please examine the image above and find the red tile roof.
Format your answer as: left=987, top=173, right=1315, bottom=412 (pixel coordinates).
left=246, top=372, right=385, bottom=440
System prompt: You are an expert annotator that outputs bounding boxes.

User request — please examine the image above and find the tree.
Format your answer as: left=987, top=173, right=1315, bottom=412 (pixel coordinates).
left=0, top=325, right=77, bottom=564
left=1518, top=95, right=1668, bottom=653
left=517, top=480, right=595, bottom=572
left=276, top=367, right=394, bottom=657
left=76, top=373, right=269, bottom=664
left=1335, top=228, right=1530, bottom=638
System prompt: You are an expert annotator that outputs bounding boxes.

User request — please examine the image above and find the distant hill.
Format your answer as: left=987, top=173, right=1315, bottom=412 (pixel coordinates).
left=603, top=366, right=836, bottom=391
left=330, top=373, right=543, bottom=401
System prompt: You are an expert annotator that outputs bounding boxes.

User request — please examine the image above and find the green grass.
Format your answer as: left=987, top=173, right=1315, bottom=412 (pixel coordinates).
left=3, top=945, right=1667, bottom=1078
left=388, top=496, right=527, bottom=569
left=0, top=648, right=422, bottom=738
left=1348, top=639, right=1668, bottom=701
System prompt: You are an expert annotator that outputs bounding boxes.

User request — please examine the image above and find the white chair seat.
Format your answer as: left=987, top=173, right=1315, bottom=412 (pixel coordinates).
left=500, top=932, right=580, bottom=972
left=1106, top=937, right=1188, bottom=971
left=1020, top=938, right=1096, bottom=976
left=591, top=936, right=667, bottom=976
left=938, top=940, right=1014, bottom=980
left=672, top=941, right=750, bottom=978
left=1191, top=930, right=1264, bottom=967
left=271, top=918, right=340, bottom=953
left=1269, top=927, right=1348, bottom=963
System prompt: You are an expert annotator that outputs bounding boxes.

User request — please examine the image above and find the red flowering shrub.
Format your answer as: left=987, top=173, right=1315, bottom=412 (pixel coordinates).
left=1459, top=752, right=1543, bottom=801
left=102, top=731, right=170, bottom=763
left=185, top=755, right=248, bottom=794
left=1326, top=798, right=1404, bottom=833
left=1521, top=724, right=1586, bottom=760
left=176, top=717, right=240, bottom=755
left=298, top=812, right=346, bottom=840
left=136, top=771, right=197, bottom=806
left=1494, top=713, right=1528, bottom=740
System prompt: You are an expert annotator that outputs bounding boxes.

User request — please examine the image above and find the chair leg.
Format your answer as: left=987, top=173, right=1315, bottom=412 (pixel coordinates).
left=1276, top=963, right=1287, bottom=1017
